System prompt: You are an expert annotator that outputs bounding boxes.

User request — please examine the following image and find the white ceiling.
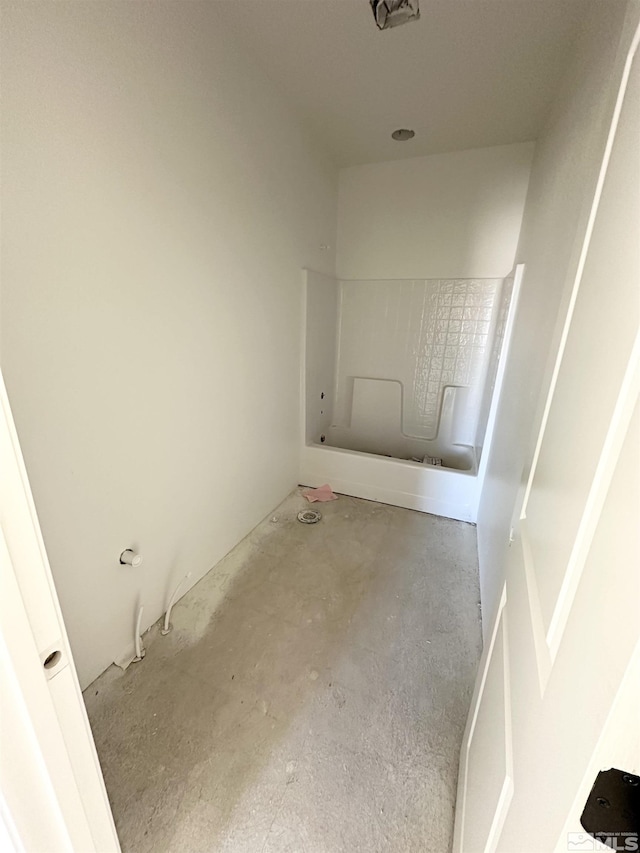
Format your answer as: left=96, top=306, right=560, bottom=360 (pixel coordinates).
left=215, top=0, right=593, bottom=167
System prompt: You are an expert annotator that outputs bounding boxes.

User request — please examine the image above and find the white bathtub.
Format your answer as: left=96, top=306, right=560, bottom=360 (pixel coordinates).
left=299, top=265, right=524, bottom=525
left=324, top=424, right=476, bottom=471
left=299, top=441, right=480, bottom=523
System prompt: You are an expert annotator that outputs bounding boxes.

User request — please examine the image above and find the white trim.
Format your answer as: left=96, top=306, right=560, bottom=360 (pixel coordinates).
left=1, top=526, right=84, bottom=852
left=0, top=372, right=120, bottom=851
left=547, top=332, right=640, bottom=655
left=520, top=21, right=640, bottom=520
left=0, top=791, right=24, bottom=853
left=519, top=519, right=552, bottom=696
left=483, top=608, right=514, bottom=853
left=453, top=585, right=509, bottom=853
left=513, top=19, right=640, bottom=683
left=476, top=264, right=524, bottom=485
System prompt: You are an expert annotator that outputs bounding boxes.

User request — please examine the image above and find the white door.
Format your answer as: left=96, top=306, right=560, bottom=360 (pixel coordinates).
left=0, top=371, right=120, bottom=852
left=454, top=20, right=640, bottom=853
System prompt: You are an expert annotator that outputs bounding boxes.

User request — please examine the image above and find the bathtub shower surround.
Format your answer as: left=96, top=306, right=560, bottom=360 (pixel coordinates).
left=333, top=278, right=501, bottom=448
left=300, top=270, right=519, bottom=522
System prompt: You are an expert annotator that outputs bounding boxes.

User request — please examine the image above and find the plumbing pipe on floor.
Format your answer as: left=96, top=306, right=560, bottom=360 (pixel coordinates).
left=133, top=605, right=145, bottom=661
left=161, top=572, right=192, bottom=635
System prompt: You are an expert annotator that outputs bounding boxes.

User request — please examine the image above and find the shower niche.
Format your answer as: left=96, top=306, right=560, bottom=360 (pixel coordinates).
left=301, top=268, right=521, bottom=521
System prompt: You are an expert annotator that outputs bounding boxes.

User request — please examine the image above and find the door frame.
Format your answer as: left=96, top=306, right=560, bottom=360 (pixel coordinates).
left=0, top=371, right=120, bottom=852
left=453, top=11, right=640, bottom=851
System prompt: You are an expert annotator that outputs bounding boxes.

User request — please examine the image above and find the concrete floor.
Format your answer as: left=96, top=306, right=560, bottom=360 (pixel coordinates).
left=84, top=491, right=482, bottom=853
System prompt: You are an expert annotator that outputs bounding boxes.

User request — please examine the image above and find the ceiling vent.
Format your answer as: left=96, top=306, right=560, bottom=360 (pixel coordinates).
left=370, top=0, right=420, bottom=30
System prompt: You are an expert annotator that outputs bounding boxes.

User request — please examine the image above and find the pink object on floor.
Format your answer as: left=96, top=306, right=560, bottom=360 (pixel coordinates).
left=302, top=484, right=338, bottom=502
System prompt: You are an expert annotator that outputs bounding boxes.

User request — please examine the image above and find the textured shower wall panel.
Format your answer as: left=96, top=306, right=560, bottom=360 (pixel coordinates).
left=334, top=279, right=500, bottom=444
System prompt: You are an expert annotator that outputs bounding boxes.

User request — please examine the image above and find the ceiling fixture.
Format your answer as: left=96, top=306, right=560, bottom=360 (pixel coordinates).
left=370, top=0, right=420, bottom=31
left=391, top=129, right=415, bottom=141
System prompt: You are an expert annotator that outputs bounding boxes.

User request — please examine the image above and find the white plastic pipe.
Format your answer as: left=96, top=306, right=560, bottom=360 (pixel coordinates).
left=161, top=572, right=192, bottom=635
left=120, top=549, right=143, bottom=568
left=133, top=605, right=145, bottom=661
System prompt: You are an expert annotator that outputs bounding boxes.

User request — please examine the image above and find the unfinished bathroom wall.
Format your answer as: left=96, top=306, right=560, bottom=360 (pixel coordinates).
left=333, top=278, right=501, bottom=450
left=0, top=3, right=338, bottom=687
left=336, top=142, right=534, bottom=281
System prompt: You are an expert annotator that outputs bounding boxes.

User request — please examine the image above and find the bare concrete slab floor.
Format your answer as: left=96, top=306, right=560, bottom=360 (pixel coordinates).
left=84, top=491, right=482, bottom=853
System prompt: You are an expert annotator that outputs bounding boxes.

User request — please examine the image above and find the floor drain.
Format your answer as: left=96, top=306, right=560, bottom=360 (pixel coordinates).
left=297, top=509, right=322, bottom=524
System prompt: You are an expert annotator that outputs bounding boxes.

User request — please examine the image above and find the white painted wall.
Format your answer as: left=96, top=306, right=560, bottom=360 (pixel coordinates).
left=303, top=270, right=338, bottom=443
left=336, top=142, right=534, bottom=281
left=0, top=2, right=337, bottom=688
left=476, top=0, right=636, bottom=637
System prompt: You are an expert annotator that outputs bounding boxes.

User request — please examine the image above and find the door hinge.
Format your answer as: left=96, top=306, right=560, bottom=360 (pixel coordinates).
left=580, top=767, right=640, bottom=851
